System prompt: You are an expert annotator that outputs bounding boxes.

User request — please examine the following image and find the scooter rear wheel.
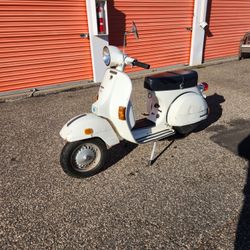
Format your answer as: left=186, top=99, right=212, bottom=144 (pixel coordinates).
left=60, top=138, right=107, bottom=178
left=174, top=123, right=199, bottom=136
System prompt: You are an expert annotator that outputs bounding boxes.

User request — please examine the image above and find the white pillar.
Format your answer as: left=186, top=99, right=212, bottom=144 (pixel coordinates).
left=86, top=0, right=109, bottom=82
left=189, top=0, right=209, bottom=66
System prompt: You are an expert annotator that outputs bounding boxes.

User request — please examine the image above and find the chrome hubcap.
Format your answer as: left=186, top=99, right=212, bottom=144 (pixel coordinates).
left=72, top=143, right=101, bottom=172
left=75, top=147, right=95, bottom=166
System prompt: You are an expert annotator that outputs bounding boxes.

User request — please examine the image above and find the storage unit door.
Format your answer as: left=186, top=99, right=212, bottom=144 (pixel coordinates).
left=204, top=0, right=250, bottom=61
left=0, top=1, right=92, bottom=93
left=108, top=0, right=194, bottom=71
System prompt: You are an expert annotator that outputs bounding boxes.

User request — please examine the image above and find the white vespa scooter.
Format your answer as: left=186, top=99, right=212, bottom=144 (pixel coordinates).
left=60, top=41, right=209, bottom=178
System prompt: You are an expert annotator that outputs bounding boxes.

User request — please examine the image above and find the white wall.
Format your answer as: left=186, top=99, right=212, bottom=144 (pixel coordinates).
left=190, top=0, right=209, bottom=66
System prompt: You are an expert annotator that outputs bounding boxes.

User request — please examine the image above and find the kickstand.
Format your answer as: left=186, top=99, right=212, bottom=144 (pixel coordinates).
left=148, top=141, right=157, bottom=166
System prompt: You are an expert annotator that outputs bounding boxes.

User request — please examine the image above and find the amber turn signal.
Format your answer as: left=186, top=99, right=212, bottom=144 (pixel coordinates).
left=84, top=128, right=94, bottom=135
left=118, top=106, right=126, bottom=120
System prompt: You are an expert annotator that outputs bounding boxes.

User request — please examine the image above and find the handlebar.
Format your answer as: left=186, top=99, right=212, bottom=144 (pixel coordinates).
left=132, top=60, right=150, bottom=69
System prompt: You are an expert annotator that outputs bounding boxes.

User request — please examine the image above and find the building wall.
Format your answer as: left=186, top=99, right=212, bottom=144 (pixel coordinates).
left=0, top=0, right=92, bottom=92
left=1, top=0, right=250, bottom=93
left=108, top=0, right=194, bottom=72
left=204, top=0, right=250, bottom=60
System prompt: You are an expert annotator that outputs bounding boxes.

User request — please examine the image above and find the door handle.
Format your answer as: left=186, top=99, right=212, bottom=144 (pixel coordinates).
left=185, top=27, right=192, bottom=32
left=80, top=33, right=89, bottom=39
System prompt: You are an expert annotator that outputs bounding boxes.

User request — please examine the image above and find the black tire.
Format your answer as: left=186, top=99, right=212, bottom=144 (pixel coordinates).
left=60, top=138, right=107, bottom=178
left=174, top=123, right=199, bottom=136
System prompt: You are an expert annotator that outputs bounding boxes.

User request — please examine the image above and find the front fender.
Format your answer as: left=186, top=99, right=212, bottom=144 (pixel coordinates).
left=60, top=113, right=120, bottom=147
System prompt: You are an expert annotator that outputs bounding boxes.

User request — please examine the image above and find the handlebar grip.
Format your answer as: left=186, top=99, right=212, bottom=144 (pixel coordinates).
left=132, top=60, right=150, bottom=69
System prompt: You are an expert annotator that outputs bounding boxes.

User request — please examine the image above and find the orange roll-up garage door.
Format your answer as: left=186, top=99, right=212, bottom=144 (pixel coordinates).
left=108, top=0, right=194, bottom=71
left=204, top=0, right=250, bottom=61
left=0, top=1, right=92, bottom=93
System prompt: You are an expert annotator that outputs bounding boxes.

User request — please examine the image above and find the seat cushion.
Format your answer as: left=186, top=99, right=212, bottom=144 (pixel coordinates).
left=144, top=70, right=198, bottom=91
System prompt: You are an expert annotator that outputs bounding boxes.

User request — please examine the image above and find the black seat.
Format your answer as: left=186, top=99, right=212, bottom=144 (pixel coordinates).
left=144, top=69, right=198, bottom=91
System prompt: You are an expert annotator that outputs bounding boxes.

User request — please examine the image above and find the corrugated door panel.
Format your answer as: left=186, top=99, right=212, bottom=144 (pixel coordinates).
left=108, top=0, right=194, bottom=72
left=204, top=0, right=250, bottom=60
left=0, top=0, right=92, bottom=92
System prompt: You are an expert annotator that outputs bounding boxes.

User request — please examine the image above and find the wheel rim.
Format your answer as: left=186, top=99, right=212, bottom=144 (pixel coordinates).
left=71, top=142, right=101, bottom=172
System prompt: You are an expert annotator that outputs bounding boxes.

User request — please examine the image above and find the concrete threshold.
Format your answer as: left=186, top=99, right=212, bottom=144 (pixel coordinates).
left=0, top=56, right=237, bottom=103
left=0, top=80, right=98, bottom=103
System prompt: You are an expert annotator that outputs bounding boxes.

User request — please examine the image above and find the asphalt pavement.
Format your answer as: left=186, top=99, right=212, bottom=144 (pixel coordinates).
left=1, top=59, right=250, bottom=249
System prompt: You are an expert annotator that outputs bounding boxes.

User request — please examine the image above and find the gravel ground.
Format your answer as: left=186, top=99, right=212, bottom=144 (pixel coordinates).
left=1, top=59, right=250, bottom=249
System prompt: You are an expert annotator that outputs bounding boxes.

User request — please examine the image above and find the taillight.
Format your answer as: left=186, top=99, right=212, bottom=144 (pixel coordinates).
left=93, top=94, right=99, bottom=101
left=198, top=82, right=209, bottom=92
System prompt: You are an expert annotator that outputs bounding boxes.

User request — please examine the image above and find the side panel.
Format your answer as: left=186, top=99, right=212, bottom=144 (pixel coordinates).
left=108, top=0, right=194, bottom=71
left=204, top=0, right=250, bottom=60
left=0, top=1, right=92, bottom=92
left=147, top=87, right=202, bottom=126
left=60, top=113, right=119, bottom=147
left=167, top=92, right=208, bottom=126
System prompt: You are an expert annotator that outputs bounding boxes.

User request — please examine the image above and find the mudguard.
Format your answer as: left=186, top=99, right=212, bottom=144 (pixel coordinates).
left=60, top=113, right=120, bottom=147
left=167, top=92, right=208, bottom=127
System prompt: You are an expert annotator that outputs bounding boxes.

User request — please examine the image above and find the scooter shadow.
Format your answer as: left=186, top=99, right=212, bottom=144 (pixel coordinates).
left=102, top=140, right=138, bottom=172
left=194, top=93, right=225, bottom=132
left=103, top=139, right=175, bottom=170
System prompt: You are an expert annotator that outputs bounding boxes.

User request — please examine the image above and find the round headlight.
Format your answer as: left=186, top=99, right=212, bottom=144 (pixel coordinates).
left=103, top=46, right=111, bottom=66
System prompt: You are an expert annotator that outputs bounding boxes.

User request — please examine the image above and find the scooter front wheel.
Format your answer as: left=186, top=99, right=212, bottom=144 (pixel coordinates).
left=60, top=138, right=107, bottom=178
